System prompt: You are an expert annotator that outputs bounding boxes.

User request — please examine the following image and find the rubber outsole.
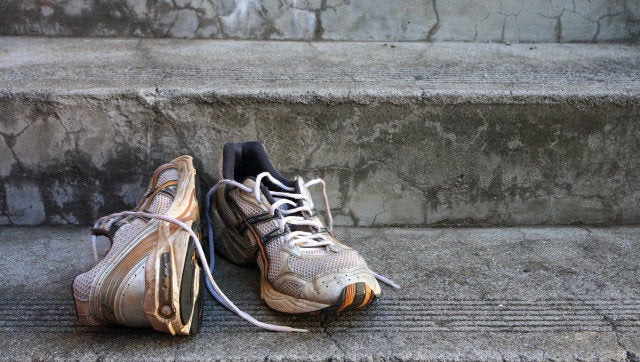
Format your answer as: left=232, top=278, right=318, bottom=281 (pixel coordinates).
left=178, top=237, right=202, bottom=333
left=327, top=282, right=378, bottom=313
left=261, top=276, right=379, bottom=315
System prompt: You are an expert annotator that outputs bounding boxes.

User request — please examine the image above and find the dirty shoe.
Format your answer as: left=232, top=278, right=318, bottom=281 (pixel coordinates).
left=72, top=156, right=204, bottom=335
left=205, top=142, right=398, bottom=315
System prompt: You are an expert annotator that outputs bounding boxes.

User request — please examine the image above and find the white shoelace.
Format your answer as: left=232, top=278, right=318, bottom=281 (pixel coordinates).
left=91, top=211, right=306, bottom=333
left=204, top=172, right=400, bottom=290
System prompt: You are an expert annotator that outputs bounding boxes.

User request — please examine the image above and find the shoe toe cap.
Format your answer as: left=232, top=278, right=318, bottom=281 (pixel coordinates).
left=302, top=267, right=381, bottom=306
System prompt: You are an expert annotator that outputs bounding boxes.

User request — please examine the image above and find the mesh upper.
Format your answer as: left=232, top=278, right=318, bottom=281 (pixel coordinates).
left=279, top=280, right=303, bottom=298
left=156, top=168, right=178, bottom=187
left=73, top=219, right=147, bottom=301
left=73, top=163, right=180, bottom=303
left=288, top=248, right=361, bottom=280
left=147, top=192, right=173, bottom=214
left=226, top=185, right=366, bottom=284
left=228, top=190, right=275, bottom=239
left=221, top=189, right=239, bottom=225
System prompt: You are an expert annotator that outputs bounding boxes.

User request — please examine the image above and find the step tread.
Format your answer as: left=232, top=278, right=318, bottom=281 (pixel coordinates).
left=0, top=226, right=638, bottom=359
left=1, top=37, right=639, bottom=100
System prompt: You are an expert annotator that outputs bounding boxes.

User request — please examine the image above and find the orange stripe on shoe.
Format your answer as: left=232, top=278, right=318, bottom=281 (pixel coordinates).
left=358, top=284, right=372, bottom=308
left=338, top=284, right=356, bottom=312
left=176, top=188, right=197, bottom=220
left=151, top=164, right=176, bottom=186
left=140, top=164, right=177, bottom=208
left=247, top=222, right=269, bottom=278
left=141, top=180, right=178, bottom=210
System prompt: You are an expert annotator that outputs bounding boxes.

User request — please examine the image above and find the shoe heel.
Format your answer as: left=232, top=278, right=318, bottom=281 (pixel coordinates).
left=144, top=226, right=203, bottom=336
left=211, top=205, right=256, bottom=267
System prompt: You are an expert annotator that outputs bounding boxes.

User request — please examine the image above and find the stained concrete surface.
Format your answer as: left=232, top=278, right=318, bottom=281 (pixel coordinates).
left=0, top=226, right=638, bottom=359
left=1, top=38, right=639, bottom=227
left=0, top=0, right=638, bottom=42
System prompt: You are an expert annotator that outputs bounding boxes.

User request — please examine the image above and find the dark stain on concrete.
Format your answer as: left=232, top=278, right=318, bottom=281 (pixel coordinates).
left=1, top=93, right=639, bottom=226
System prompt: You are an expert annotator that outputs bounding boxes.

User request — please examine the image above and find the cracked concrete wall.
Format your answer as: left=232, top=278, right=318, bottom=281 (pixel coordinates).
left=1, top=93, right=638, bottom=226
left=0, top=0, right=637, bottom=42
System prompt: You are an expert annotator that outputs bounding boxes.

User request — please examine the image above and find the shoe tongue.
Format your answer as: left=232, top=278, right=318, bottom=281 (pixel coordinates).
left=293, top=177, right=333, bottom=251
left=292, top=176, right=323, bottom=236
left=241, top=177, right=277, bottom=205
left=245, top=176, right=329, bottom=250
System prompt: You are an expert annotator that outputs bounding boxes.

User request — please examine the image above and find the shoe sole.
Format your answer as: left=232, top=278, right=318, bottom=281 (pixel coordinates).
left=211, top=187, right=379, bottom=314
left=261, top=276, right=379, bottom=314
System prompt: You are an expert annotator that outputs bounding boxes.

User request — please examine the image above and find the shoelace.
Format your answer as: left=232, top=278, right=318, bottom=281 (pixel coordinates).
left=204, top=171, right=401, bottom=292
left=91, top=211, right=306, bottom=333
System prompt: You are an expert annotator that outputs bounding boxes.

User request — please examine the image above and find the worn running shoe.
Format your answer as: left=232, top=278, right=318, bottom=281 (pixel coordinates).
left=72, top=156, right=204, bottom=335
left=73, top=155, right=302, bottom=334
left=206, top=142, right=397, bottom=315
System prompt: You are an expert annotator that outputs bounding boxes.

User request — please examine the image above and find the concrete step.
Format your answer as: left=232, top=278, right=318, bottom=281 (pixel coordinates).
left=1, top=37, right=639, bottom=227
left=1, top=0, right=638, bottom=42
left=0, top=226, right=638, bottom=359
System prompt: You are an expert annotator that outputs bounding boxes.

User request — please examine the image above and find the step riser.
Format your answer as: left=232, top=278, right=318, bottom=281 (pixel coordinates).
left=1, top=93, right=638, bottom=226
left=1, top=1, right=638, bottom=43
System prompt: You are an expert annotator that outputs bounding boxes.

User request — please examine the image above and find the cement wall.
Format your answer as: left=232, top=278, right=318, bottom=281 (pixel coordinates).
left=1, top=93, right=638, bottom=227
left=1, top=0, right=638, bottom=42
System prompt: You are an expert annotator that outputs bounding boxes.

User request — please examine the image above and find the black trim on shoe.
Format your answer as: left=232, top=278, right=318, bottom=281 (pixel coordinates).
left=261, top=228, right=286, bottom=245
left=235, top=212, right=272, bottom=234
left=222, top=142, right=295, bottom=194
left=226, top=197, right=287, bottom=248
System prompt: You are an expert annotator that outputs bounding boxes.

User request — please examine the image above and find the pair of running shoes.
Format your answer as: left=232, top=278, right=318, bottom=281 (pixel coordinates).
left=72, top=141, right=398, bottom=334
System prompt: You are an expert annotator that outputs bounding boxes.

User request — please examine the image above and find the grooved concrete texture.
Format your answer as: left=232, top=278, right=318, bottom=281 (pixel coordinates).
left=0, top=226, right=638, bottom=359
left=1, top=37, right=640, bottom=226
left=0, top=0, right=638, bottom=42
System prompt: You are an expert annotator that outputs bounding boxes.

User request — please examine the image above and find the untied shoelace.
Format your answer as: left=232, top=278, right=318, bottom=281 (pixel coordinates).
left=91, top=171, right=399, bottom=333
left=91, top=210, right=305, bottom=332
left=204, top=172, right=400, bottom=290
